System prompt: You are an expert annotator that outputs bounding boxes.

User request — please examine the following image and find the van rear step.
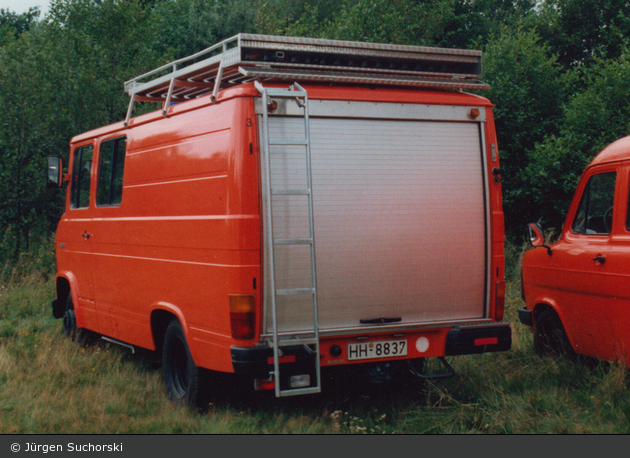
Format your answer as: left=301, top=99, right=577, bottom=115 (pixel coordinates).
left=407, top=357, right=455, bottom=380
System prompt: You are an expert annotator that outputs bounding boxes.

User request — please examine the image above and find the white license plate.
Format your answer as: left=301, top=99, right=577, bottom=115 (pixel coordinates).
left=347, top=340, right=407, bottom=361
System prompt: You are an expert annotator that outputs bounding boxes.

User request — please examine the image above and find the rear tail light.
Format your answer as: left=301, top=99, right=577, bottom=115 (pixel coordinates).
left=475, top=337, right=498, bottom=346
left=494, top=280, right=506, bottom=321
left=230, top=294, right=255, bottom=339
left=254, top=377, right=275, bottom=391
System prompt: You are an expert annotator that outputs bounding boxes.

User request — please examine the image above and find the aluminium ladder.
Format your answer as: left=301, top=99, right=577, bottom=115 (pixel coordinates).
left=256, top=81, right=321, bottom=397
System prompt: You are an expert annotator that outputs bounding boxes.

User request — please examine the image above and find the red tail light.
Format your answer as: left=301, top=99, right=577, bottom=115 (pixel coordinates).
left=494, top=280, right=506, bottom=321
left=475, top=337, right=498, bottom=346
left=230, top=295, right=255, bottom=339
left=254, top=378, right=275, bottom=391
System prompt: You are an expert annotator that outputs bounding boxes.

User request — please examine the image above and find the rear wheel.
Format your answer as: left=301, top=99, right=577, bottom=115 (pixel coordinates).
left=534, top=310, right=575, bottom=360
left=162, top=319, right=209, bottom=409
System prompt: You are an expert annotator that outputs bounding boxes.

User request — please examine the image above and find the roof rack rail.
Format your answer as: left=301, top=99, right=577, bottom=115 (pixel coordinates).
left=123, top=33, right=489, bottom=126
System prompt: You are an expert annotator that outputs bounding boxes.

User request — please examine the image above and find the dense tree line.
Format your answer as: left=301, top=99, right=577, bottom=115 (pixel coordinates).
left=2, top=0, right=630, bottom=267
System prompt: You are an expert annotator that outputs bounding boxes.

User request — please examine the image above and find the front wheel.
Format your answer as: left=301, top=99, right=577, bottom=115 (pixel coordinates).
left=162, top=319, right=209, bottom=409
left=62, top=294, right=95, bottom=344
left=533, top=310, right=575, bottom=360
left=62, top=294, right=77, bottom=339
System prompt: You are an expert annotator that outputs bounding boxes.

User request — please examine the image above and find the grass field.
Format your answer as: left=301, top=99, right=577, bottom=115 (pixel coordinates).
left=1, top=259, right=630, bottom=434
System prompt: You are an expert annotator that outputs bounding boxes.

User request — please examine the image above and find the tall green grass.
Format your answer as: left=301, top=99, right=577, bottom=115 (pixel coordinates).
left=1, top=244, right=630, bottom=433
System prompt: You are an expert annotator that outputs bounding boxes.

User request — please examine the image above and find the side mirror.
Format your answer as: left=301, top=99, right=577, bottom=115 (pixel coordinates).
left=528, top=222, right=544, bottom=247
left=47, top=156, right=63, bottom=188
left=527, top=222, right=552, bottom=256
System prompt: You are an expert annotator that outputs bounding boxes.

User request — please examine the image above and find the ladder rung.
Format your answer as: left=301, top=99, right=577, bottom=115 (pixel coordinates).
left=275, top=338, right=318, bottom=346
left=269, top=139, right=308, bottom=146
left=271, top=188, right=310, bottom=195
left=274, top=238, right=313, bottom=245
left=277, top=288, right=315, bottom=296
left=264, top=88, right=308, bottom=98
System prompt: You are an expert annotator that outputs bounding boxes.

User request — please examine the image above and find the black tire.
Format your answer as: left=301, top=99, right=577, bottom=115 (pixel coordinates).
left=62, top=294, right=93, bottom=343
left=534, top=310, right=575, bottom=360
left=162, top=319, right=209, bottom=409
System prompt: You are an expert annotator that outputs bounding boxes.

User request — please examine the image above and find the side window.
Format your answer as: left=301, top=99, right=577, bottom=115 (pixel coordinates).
left=97, top=137, right=126, bottom=207
left=572, top=171, right=616, bottom=235
left=70, top=145, right=94, bottom=209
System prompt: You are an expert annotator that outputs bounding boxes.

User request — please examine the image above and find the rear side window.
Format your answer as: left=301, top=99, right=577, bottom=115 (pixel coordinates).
left=70, top=145, right=94, bottom=209
left=97, top=137, right=126, bottom=207
left=572, top=171, right=616, bottom=235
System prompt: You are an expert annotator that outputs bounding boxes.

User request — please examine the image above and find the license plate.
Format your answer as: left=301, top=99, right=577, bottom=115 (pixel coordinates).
left=347, top=340, right=407, bottom=361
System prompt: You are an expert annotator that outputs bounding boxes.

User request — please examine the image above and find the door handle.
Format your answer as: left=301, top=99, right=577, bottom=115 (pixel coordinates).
left=593, top=255, right=606, bottom=264
left=82, top=232, right=91, bottom=239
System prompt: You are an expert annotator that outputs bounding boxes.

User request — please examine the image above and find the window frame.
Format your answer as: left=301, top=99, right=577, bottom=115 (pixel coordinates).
left=571, top=170, right=617, bottom=236
left=70, top=144, right=94, bottom=210
left=96, top=136, right=127, bottom=208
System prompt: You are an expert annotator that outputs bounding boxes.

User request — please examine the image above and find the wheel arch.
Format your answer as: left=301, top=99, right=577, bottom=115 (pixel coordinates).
left=150, top=305, right=192, bottom=359
left=532, top=301, right=575, bottom=348
left=55, top=272, right=84, bottom=326
left=56, top=276, right=71, bottom=308
left=533, top=302, right=557, bottom=324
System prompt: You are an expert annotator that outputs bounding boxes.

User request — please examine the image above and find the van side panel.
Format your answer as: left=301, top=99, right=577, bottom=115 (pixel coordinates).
left=83, top=97, right=260, bottom=371
left=485, top=108, right=505, bottom=320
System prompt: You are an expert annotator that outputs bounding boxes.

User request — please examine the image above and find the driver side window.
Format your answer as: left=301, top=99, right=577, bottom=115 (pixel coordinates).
left=572, top=171, right=616, bottom=235
left=70, top=144, right=94, bottom=209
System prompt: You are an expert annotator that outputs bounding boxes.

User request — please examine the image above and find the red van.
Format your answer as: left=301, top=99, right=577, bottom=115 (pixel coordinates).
left=47, top=34, right=511, bottom=407
left=521, top=135, right=630, bottom=364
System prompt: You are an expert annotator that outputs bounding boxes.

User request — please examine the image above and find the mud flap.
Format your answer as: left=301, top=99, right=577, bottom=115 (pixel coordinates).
left=52, top=299, right=65, bottom=319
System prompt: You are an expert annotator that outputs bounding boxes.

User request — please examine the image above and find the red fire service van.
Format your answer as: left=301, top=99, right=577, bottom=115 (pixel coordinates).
left=47, top=34, right=511, bottom=407
left=521, top=136, right=630, bottom=365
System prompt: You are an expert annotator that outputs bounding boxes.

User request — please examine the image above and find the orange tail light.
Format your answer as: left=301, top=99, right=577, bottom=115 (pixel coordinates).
left=229, top=295, right=255, bottom=339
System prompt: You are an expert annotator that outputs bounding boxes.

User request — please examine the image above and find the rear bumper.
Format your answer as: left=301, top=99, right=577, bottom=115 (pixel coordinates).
left=444, top=323, right=512, bottom=355
left=232, top=323, right=512, bottom=374
left=231, top=344, right=319, bottom=391
left=231, top=344, right=315, bottom=377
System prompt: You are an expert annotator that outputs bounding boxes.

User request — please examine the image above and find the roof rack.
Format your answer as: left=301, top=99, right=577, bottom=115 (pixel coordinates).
left=123, top=33, right=489, bottom=126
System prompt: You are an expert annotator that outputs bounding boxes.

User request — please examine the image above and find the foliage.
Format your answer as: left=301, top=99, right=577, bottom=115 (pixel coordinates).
left=482, top=25, right=570, bottom=234
left=533, top=0, right=630, bottom=68
left=152, top=0, right=260, bottom=59
left=2, top=0, right=630, bottom=268
left=524, top=48, right=630, bottom=230
left=0, top=27, right=61, bottom=261
left=0, top=7, right=40, bottom=44
left=0, top=0, right=171, bottom=266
